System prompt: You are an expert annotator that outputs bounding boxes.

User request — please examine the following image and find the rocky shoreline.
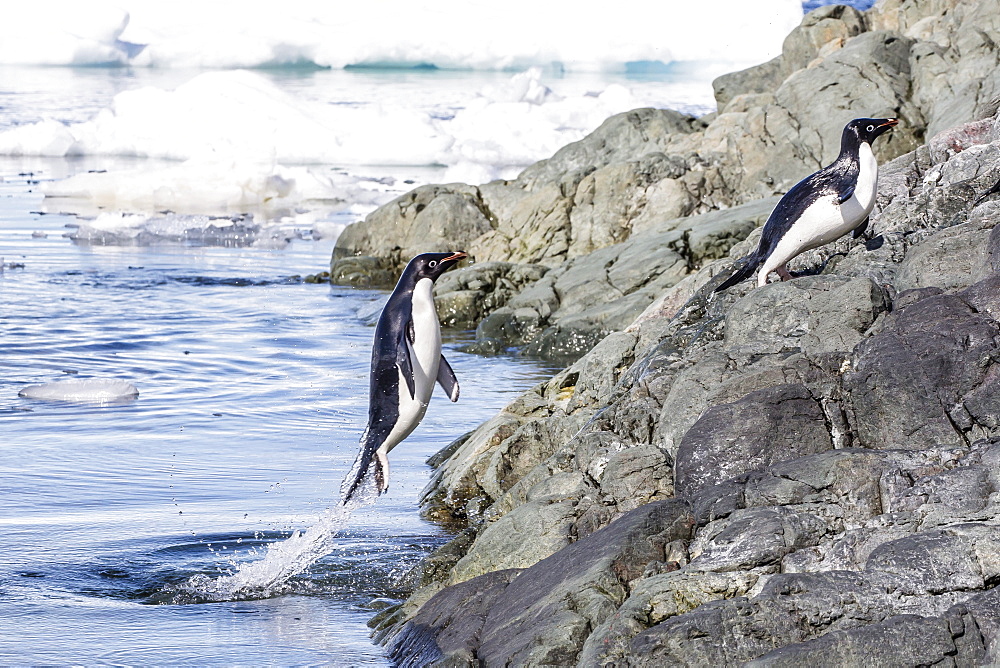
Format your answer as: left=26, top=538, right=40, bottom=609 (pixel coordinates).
left=332, top=0, right=1000, bottom=664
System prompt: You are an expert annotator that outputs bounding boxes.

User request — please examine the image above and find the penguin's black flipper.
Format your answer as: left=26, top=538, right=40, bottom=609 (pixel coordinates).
left=838, top=183, right=856, bottom=204
left=396, top=325, right=416, bottom=400
left=436, top=355, right=460, bottom=402
left=852, top=216, right=870, bottom=239
left=713, top=254, right=763, bottom=293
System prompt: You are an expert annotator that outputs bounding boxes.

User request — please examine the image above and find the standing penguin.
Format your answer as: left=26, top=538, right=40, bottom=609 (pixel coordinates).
left=340, top=251, right=467, bottom=505
left=714, top=117, right=899, bottom=293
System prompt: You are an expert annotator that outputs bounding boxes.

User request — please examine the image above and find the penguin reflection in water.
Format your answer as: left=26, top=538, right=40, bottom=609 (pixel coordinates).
left=714, top=117, right=899, bottom=292
left=340, top=251, right=467, bottom=505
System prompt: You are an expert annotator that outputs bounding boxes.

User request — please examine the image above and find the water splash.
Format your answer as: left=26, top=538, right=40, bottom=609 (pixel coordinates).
left=162, top=474, right=383, bottom=604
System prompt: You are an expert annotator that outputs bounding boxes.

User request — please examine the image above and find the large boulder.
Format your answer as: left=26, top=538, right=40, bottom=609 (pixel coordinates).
left=674, top=384, right=834, bottom=497
left=473, top=197, right=774, bottom=362
left=844, top=292, right=1000, bottom=451
left=331, top=184, right=493, bottom=284
left=387, top=500, right=694, bottom=666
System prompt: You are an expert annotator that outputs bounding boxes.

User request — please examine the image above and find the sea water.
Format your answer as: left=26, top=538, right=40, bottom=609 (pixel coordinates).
left=0, top=1, right=868, bottom=664
left=0, top=169, right=561, bottom=663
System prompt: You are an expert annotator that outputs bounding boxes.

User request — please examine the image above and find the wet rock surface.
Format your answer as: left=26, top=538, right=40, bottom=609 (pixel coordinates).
left=361, top=0, right=1000, bottom=665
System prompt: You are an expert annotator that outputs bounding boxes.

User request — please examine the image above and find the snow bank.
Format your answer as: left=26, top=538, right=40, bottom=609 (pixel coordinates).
left=19, top=378, right=139, bottom=402
left=2, top=0, right=804, bottom=71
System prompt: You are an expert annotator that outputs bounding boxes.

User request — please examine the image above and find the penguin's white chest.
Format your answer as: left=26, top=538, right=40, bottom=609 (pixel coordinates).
left=405, top=278, right=442, bottom=404
left=842, top=142, right=879, bottom=222
left=385, top=278, right=441, bottom=452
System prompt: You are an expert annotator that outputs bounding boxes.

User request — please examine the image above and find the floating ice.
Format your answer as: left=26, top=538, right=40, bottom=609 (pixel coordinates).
left=67, top=212, right=261, bottom=247
left=5, top=68, right=684, bottom=214
left=6, top=69, right=636, bottom=169
left=43, top=157, right=348, bottom=217
left=64, top=210, right=345, bottom=247
left=2, top=1, right=804, bottom=71
left=19, top=378, right=139, bottom=402
left=0, top=0, right=806, bottom=219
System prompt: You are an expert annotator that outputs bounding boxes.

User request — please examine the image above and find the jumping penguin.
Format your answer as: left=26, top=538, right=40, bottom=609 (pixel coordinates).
left=340, top=251, right=467, bottom=505
left=714, top=117, right=899, bottom=293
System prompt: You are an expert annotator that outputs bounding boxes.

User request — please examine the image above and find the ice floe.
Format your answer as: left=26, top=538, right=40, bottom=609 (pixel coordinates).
left=19, top=378, right=140, bottom=403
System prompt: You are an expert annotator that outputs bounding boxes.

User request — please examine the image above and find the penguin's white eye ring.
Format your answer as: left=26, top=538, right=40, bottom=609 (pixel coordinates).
left=867, top=124, right=875, bottom=132
left=428, top=260, right=438, bottom=268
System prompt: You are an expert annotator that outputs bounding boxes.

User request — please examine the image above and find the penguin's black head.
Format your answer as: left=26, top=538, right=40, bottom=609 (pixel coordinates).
left=845, top=117, right=899, bottom=146
left=406, top=251, right=468, bottom=282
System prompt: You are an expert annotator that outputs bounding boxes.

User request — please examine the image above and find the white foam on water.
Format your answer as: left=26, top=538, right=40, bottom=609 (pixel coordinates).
left=1, top=1, right=803, bottom=70
left=18, top=378, right=139, bottom=402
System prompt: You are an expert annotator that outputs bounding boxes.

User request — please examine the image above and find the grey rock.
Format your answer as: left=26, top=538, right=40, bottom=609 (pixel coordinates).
left=746, top=610, right=986, bottom=668
left=623, top=569, right=972, bottom=666
left=779, top=5, right=869, bottom=77
left=431, top=261, right=548, bottom=329
left=675, top=384, right=834, bottom=497
left=448, top=497, right=580, bottom=585
left=723, top=275, right=889, bottom=358
left=773, top=31, right=922, bottom=165
left=332, top=184, right=492, bottom=282
left=713, top=57, right=783, bottom=110
left=845, top=293, right=1000, bottom=450
left=515, top=108, right=704, bottom=190
left=474, top=197, right=773, bottom=362
left=475, top=500, right=694, bottom=666
left=895, top=217, right=993, bottom=292
left=327, top=254, right=396, bottom=288
left=597, top=444, right=674, bottom=513
left=865, top=524, right=1000, bottom=594
left=580, top=570, right=762, bottom=666
left=688, top=506, right=829, bottom=572
left=386, top=568, right=521, bottom=668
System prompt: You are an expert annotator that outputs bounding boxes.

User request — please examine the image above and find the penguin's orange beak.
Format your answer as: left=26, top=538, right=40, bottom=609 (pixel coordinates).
left=442, top=251, right=467, bottom=262
left=878, top=118, right=899, bottom=128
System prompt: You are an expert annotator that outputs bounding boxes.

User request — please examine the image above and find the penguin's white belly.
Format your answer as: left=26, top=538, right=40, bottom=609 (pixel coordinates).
left=773, top=195, right=857, bottom=257
left=382, top=277, right=441, bottom=455
left=761, top=144, right=878, bottom=285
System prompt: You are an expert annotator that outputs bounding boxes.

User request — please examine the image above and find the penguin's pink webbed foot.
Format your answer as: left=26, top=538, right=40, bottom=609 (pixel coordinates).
left=777, top=266, right=793, bottom=282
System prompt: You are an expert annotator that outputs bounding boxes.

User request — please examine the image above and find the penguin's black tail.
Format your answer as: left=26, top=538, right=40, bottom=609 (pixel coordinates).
left=339, top=429, right=388, bottom=507
left=713, top=254, right=762, bottom=294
